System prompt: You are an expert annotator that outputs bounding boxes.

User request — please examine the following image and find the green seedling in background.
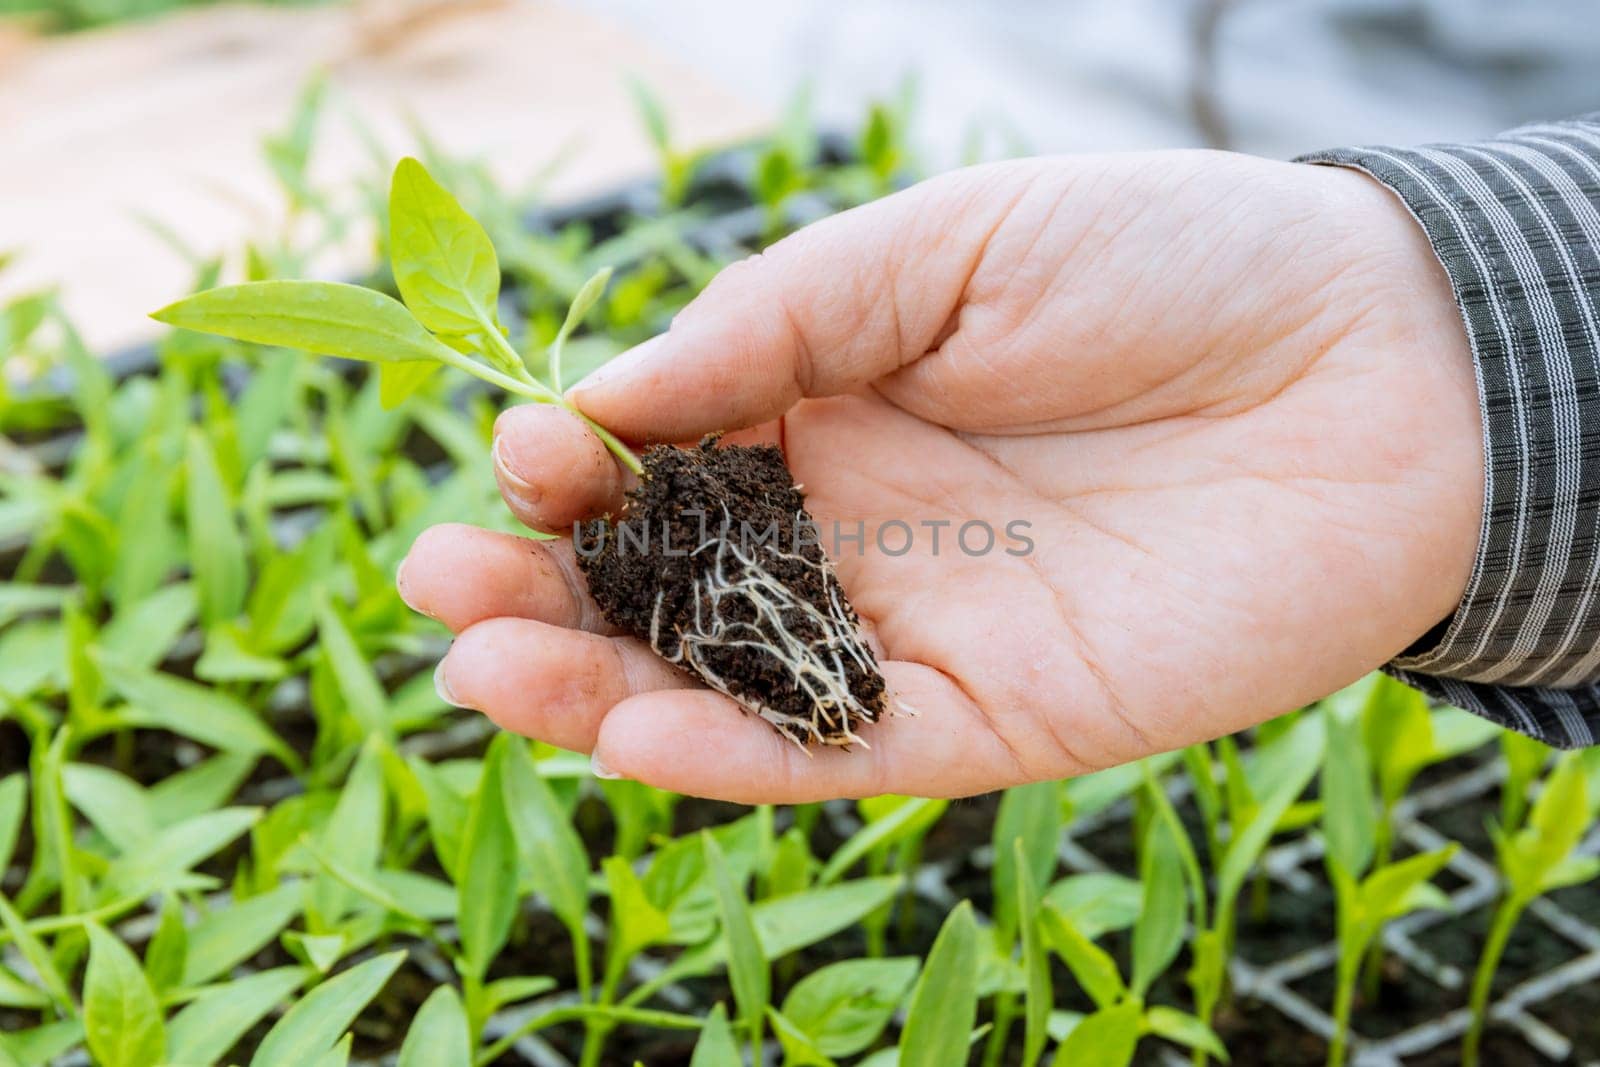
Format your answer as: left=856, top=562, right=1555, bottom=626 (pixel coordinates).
left=629, top=77, right=709, bottom=210
left=1032, top=815, right=1228, bottom=1067
left=1320, top=709, right=1458, bottom=1067
left=1357, top=678, right=1500, bottom=996
left=1178, top=712, right=1324, bottom=1065
left=1463, top=753, right=1600, bottom=1066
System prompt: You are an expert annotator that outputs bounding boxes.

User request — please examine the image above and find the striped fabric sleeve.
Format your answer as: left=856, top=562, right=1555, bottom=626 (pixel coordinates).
left=1299, top=114, right=1600, bottom=748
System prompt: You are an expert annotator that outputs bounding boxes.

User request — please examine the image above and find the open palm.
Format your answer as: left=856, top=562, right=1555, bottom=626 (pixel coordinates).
left=399, top=152, right=1484, bottom=802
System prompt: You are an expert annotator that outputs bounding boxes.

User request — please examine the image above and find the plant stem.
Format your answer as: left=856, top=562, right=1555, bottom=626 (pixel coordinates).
left=570, top=917, right=607, bottom=1067
left=464, top=332, right=646, bottom=476
left=1328, top=954, right=1357, bottom=1067
left=1464, top=896, right=1523, bottom=1067
left=982, top=992, right=1017, bottom=1067
left=578, top=1027, right=606, bottom=1067
left=1361, top=818, right=1394, bottom=1000
left=897, top=837, right=925, bottom=944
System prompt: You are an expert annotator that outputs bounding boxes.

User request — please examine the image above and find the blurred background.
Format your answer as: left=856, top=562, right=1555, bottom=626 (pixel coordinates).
left=2, top=0, right=1598, bottom=355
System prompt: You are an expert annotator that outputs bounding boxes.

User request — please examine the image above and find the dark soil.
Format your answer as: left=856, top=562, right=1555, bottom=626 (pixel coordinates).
left=577, top=438, right=887, bottom=746
left=1212, top=997, right=1329, bottom=1066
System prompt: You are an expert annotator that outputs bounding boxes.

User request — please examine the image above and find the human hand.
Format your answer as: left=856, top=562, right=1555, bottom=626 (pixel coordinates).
left=397, top=151, right=1483, bottom=802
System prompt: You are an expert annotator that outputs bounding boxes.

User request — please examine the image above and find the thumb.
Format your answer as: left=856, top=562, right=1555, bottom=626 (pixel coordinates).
left=566, top=164, right=1026, bottom=443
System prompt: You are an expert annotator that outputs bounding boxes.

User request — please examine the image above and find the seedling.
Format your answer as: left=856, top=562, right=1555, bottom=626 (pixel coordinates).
left=1358, top=679, right=1499, bottom=996
left=1177, top=713, right=1324, bottom=1065
left=1463, top=753, right=1600, bottom=1065
left=152, top=156, right=894, bottom=748
left=1320, top=709, right=1457, bottom=1067
left=1032, top=817, right=1227, bottom=1067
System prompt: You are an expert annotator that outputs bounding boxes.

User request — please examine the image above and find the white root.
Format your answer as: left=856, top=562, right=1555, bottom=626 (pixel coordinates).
left=649, top=505, right=883, bottom=750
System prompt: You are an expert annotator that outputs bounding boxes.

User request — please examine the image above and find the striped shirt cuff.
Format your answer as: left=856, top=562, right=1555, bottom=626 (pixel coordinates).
left=1300, top=114, right=1600, bottom=748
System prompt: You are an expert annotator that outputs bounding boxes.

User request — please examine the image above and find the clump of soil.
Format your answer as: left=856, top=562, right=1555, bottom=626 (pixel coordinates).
left=576, top=437, right=889, bottom=747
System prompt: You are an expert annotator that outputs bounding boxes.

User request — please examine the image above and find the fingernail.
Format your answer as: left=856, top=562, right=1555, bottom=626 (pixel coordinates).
left=590, top=751, right=626, bottom=780
left=434, top=658, right=463, bottom=708
left=395, top=555, right=431, bottom=618
left=567, top=333, right=668, bottom=399
left=492, top=434, right=538, bottom=498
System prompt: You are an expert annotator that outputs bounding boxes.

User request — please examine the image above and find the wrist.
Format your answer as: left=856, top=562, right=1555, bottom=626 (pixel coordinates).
left=1326, top=164, right=1486, bottom=650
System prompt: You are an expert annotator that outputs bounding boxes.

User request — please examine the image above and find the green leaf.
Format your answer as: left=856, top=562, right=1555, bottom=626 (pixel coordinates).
left=0, top=583, right=69, bottom=628
left=285, top=931, right=348, bottom=975
left=458, top=737, right=519, bottom=982
left=690, top=1002, right=739, bottom=1067
left=388, top=156, right=501, bottom=336
left=603, top=855, right=671, bottom=969
left=769, top=1008, right=834, bottom=1066
left=734, top=878, right=902, bottom=964
left=899, top=901, right=979, bottom=1067
left=397, top=984, right=471, bottom=1067
left=782, top=957, right=918, bottom=1058
left=549, top=266, right=612, bottom=392
left=1056, top=1000, right=1141, bottom=1067
left=183, top=881, right=304, bottom=985
left=249, top=950, right=404, bottom=1067
left=84, top=923, right=166, bottom=1067
left=62, top=763, right=154, bottom=855
left=1540, top=855, right=1600, bottom=894
left=149, top=752, right=256, bottom=829
left=820, top=796, right=944, bottom=884
left=310, top=737, right=388, bottom=925
left=705, top=831, right=768, bottom=1056
left=168, top=967, right=306, bottom=1065
left=501, top=740, right=590, bottom=933
left=408, top=756, right=469, bottom=883
left=0, top=1020, right=83, bottom=1066
left=634, top=875, right=903, bottom=1004
left=1527, top=754, right=1591, bottom=878
left=102, top=807, right=260, bottom=900
left=32, top=727, right=80, bottom=916
left=97, top=650, right=301, bottom=771
left=0, top=895, right=71, bottom=1017
left=144, top=893, right=188, bottom=992
left=1362, top=676, right=1434, bottom=807
left=1039, top=905, right=1125, bottom=1010
left=195, top=623, right=288, bottom=684
left=0, top=964, right=49, bottom=1010
left=314, top=598, right=394, bottom=741
left=301, top=842, right=425, bottom=926
left=1361, top=846, right=1458, bottom=925
left=310, top=1034, right=353, bottom=1067
left=1043, top=872, right=1142, bottom=940
left=379, top=359, right=442, bottom=409
left=1131, top=799, right=1187, bottom=997
left=482, top=975, right=557, bottom=1015
left=0, top=775, right=28, bottom=875
left=1321, top=710, right=1376, bottom=879
left=1144, top=1006, right=1228, bottom=1060
left=1216, top=713, right=1323, bottom=906
left=152, top=281, right=457, bottom=365
left=1016, top=840, right=1051, bottom=1067
left=990, top=781, right=1061, bottom=945
left=185, top=429, right=248, bottom=628
left=1502, top=731, right=1552, bottom=830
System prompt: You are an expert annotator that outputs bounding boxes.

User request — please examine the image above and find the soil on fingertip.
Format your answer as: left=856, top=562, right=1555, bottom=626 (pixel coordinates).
left=575, top=437, right=887, bottom=746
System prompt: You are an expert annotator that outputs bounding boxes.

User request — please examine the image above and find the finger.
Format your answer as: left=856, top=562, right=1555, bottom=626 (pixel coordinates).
left=567, top=163, right=1037, bottom=443
left=493, top=404, right=628, bottom=533
left=590, top=662, right=1041, bottom=803
left=398, top=523, right=613, bottom=635
left=437, top=617, right=695, bottom=754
